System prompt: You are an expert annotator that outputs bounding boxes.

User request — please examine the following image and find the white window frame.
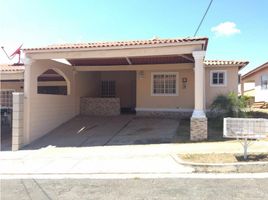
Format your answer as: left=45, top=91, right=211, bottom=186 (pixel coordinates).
left=151, top=72, right=179, bottom=96
left=210, top=70, right=227, bottom=87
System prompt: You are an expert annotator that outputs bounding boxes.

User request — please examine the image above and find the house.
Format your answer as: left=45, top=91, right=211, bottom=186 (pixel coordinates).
left=0, top=64, right=24, bottom=109
left=241, top=62, right=268, bottom=103
left=11, top=37, right=248, bottom=150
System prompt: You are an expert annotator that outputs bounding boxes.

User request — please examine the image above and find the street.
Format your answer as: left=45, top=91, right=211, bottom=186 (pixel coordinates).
left=1, top=178, right=268, bottom=200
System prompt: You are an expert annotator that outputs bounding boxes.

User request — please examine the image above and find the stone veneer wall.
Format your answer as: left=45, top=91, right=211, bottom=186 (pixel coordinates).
left=80, top=97, right=120, bottom=116
left=12, top=92, right=24, bottom=151
left=190, top=117, right=208, bottom=141
left=136, top=110, right=193, bottom=119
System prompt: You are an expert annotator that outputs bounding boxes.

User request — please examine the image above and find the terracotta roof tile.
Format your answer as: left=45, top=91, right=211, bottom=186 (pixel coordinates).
left=24, top=37, right=208, bottom=51
left=204, top=60, right=249, bottom=70
left=0, top=64, right=24, bottom=73
left=204, top=60, right=249, bottom=66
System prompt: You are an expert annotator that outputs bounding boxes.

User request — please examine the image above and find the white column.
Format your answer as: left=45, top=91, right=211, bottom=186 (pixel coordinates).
left=190, top=51, right=207, bottom=141
left=23, top=56, right=33, bottom=145
left=192, top=51, right=206, bottom=117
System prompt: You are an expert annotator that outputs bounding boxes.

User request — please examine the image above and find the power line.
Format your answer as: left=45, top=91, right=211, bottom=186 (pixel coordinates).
left=194, top=0, right=214, bottom=37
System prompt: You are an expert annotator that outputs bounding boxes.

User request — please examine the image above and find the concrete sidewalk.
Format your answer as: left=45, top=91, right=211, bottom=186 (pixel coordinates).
left=0, top=141, right=267, bottom=175
left=0, top=144, right=193, bottom=175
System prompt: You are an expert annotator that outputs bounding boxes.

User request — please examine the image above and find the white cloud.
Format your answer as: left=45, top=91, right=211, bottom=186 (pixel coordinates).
left=211, top=22, right=241, bottom=37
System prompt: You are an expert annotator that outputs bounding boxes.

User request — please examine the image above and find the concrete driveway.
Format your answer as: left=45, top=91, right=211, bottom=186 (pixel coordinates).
left=24, top=115, right=179, bottom=149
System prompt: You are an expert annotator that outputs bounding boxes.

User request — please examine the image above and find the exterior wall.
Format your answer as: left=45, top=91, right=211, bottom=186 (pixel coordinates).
left=100, top=71, right=136, bottom=108
left=75, top=71, right=136, bottom=110
left=136, top=66, right=195, bottom=110
left=205, top=66, right=239, bottom=108
left=12, top=93, right=24, bottom=150
left=242, top=68, right=268, bottom=102
left=0, top=81, right=24, bottom=92
left=24, top=59, right=77, bottom=144
left=75, top=71, right=100, bottom=112
left=253, top=68, right=268, bottom=102
left=80, top=97, right=120, bottom=116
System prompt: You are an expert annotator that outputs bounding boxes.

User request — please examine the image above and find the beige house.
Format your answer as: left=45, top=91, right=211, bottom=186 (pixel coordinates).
left=241, top=62, right=268, bottom=103
left=12, top=37, right=248, bottom=150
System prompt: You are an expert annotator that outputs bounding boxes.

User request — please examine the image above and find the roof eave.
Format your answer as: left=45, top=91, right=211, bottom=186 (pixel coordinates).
left=242, top=61, right=268, bottom=79
left=23, top=40, right=208, bottom=54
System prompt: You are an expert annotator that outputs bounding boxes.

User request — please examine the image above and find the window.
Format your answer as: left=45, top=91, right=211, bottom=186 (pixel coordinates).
left=0, top=90, right=14, bottom=108
left=37, top=69, right=68, bottom=95
left=38, top=86, right=67, bottom=95
left=261, top=75, right=268, bottom=90
left=151, top=72, right=178, bottom=96
left=210, top=70, right=227, bottom=86
left=101, top=80, right=116, bottom=97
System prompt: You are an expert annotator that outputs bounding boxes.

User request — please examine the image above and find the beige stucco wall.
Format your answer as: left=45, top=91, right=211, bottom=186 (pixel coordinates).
left=136, top=66, right=195, bottom=109
left=205, top=66, right=239, bottom=108
left=136, top=65, right=239, bottom=110
left=75, top=71, right=136, bottom=109
left=100, top=71, right=136, bottom=108
left=0, top=81, right=24, bottom=92
left=24, top=59, right=77, bottom=144
left=75, top=71, right=100, bottom=112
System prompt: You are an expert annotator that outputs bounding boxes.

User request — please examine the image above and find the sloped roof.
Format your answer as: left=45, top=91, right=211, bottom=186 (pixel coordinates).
left=242, top=61, right=268, bottom=79
left=204, top=60, right=249, bottom=69
left=24, top=37, right=208, bottom=51
left=0, top=64, right=24, bottom=73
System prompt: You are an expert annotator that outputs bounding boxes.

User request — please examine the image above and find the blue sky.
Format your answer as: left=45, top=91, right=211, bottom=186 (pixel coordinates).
left=0, top=0, right=267, bottom=74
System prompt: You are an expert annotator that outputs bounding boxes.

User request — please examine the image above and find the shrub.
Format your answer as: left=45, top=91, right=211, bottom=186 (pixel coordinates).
left=210, top=92, right=247, bottom=117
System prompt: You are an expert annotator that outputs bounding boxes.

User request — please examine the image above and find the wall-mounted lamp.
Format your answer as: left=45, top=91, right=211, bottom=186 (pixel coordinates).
left=182, top=77, right=187, bottom=89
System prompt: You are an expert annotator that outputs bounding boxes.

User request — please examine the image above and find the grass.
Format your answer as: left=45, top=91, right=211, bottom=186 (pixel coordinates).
left=179, top=153, right=268, bottom=163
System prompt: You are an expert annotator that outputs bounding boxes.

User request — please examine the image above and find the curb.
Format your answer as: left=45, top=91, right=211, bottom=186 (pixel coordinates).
left=1, top=172, right=268, bottom=180
left=175, top=158, right=268, bottom=173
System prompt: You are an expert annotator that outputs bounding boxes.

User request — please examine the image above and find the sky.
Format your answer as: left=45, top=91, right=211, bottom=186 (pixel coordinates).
left=0, top=0, right=267, bottom=75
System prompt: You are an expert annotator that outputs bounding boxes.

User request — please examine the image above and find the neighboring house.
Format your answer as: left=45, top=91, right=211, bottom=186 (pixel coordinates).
left=241, top=62, right=268, bottom=102
left=12, top=37, right=248, bottom=149
left=0, top=64, right=68, bottom=108
left=0, top=64, right=24, bottom=109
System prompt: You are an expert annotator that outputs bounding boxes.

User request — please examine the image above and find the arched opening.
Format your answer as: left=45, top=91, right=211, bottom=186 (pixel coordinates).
left=37, top=69, right=69, bottom=95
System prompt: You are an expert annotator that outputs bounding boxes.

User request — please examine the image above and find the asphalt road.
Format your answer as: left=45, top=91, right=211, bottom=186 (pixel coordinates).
left=1, top=178, right=268, bottom=200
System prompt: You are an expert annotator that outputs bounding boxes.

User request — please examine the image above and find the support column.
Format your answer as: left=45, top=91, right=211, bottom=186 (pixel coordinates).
left=12, top=93, right=24, bottom=150
left=191, top=51, right=207, bottom=141
left=23, top=56, right=33, bottom=145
